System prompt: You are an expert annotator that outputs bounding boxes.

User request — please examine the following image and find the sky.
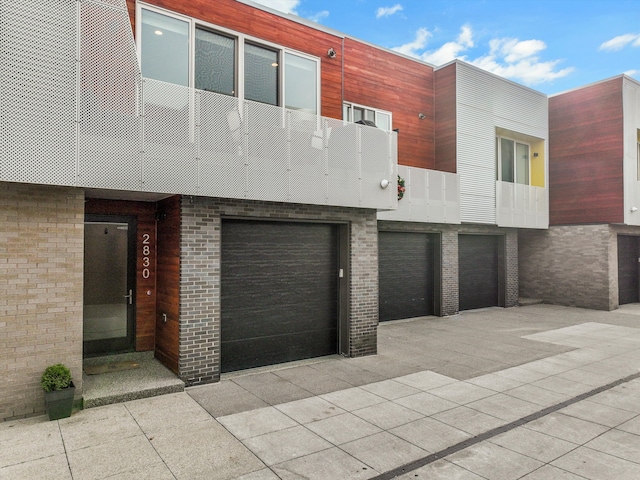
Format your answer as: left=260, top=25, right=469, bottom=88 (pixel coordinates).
left=250, top=0, right=640, bottom=95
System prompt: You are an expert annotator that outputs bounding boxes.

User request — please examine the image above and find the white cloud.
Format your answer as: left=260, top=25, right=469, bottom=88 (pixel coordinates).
left=391, top=25, right=473, bottom=64
left=422, top=25, right=474, bottom=65
left=391, top=27, right=432, bottom=57
left=376, top=4, right=403, bottom=18
left=599, top=33, right=640, bottom=51
left=250, top=0, right=299, bottom=14
left=392, top=26, right=573, bottom=86
left=470, top=38, right=573, bottom=85
left=624, top=69, right=639, bottom=77
left=309, top=10, right=329, bottom=23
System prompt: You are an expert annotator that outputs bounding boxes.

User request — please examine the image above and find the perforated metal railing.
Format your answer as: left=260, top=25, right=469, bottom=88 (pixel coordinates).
left=1, top=0, right=397, bottom=210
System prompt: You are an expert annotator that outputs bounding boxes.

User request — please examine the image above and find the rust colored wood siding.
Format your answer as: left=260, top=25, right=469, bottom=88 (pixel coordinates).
left=128, top=0, right=343, bottom=120
left=549, top=77, right=624, bottom=225
left=343, top=38, right=435, bottom=169
left=155, top=195, right=181, bottom=373
left=434, top=63, right=457, bottom=173
left=84, top=199, right=157, bottom=351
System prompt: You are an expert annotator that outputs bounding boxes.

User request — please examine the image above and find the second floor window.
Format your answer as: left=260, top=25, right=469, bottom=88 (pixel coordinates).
left=139, top=5, right=319, bottom=114
left=497, top=136, right=530, bottom=185
left=343, top=102, right=392, bottom=131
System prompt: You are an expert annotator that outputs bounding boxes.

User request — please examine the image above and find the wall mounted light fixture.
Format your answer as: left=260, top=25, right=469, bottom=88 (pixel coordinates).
left=380, top=179, right=389, bottom=189
left=418, top=113, right=425, bottom=120
left=631, top=207, right=638, bottom=212
left=327, top=48, right=337, bottom=58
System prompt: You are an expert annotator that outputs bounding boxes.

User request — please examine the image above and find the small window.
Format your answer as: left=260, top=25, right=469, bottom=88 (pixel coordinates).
left=343, top=102, right=392, bottom=131
left=497, top=136, right=529, bottom=185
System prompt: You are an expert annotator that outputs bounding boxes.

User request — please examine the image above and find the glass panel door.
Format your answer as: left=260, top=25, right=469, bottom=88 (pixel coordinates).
left=500, top=138, right=514, bottom=182
left=83, top=216, right=135, bottom=356
left=516, top=142, right=530, bottom=184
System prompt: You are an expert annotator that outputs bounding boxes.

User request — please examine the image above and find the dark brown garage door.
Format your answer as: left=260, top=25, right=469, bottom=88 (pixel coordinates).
left=221, top=220, right=338, bottom=373
left=379, top=231, right=435, bottom=321
left=458, top=235, right=500, bottom=311
left=618, top=235, right=639, bottom=305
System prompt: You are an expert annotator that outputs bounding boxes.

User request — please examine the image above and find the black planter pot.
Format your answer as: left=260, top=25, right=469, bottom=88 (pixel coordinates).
left=44, top=382, right=75, bottom=420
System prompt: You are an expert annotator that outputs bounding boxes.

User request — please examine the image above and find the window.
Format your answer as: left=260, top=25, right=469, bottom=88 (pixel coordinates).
left=496, top=136, right=530, bottom=185
left=244, top=43, right=279, bottom=105
left=138, top=6, right=319, bottom=113
left=343, top=102, right=391, bottom=131
left=285, top=53, right=317, bottom=114
left=140, top=9, right=189, bottom=86
left=195, top=28, right=235, bottom=95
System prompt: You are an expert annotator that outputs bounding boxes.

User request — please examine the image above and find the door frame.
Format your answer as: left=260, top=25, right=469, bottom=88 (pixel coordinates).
left=83, top=214, right=137, bottom=356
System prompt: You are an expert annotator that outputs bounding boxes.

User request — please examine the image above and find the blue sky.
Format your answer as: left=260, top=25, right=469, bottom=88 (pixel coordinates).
left=250, top=0, right=640, bottom=95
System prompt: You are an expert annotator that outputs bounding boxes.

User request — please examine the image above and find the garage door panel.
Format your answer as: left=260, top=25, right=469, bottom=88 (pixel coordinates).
left=379, top=232, right=435, bottom=321
left=459, top=235, right=499, bottom=311
left=222, top=328, right=338, bottom=373
left=221, top=220, right=338, bottom=372
left=618, top=235, right=639, bottom=305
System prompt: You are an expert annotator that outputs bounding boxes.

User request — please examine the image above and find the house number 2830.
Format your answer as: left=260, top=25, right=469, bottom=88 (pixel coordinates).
left=142, top=233, right=151, bottom=279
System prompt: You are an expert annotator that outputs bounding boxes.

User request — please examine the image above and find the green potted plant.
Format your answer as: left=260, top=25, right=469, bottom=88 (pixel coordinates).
left=41, top=364, right=75, bottom=420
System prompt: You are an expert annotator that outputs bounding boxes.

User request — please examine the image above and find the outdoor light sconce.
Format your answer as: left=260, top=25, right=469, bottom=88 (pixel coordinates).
left=327, top=48, right=337, bottom=58
left=631, top=207, right=638, bottom=212
left=380, top=179, right=389, bottom=189
left=418, top=113, right=425, bottom=120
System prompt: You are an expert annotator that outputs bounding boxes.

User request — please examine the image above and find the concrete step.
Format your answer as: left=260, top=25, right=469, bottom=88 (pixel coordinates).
left=82, top=352, right=184, bottom=408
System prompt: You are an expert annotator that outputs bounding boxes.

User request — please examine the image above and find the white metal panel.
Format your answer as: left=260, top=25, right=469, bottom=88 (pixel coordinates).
left=79, top=0, right=142, bottom=190
left=377, top=166, right=460, bottom=224
left=623, top=77, right=640, bottom=225
left=0, top=0, right=77, bottom=185
left=496, top=181, right=548, bottom=229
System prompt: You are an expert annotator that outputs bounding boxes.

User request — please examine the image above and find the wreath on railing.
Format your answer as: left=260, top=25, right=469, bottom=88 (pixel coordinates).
left=397, top=175, right=406, bottom=201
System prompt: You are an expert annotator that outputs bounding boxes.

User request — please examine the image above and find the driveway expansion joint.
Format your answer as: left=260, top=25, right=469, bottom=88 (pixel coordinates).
left=370, top=370, right=640, bottom=480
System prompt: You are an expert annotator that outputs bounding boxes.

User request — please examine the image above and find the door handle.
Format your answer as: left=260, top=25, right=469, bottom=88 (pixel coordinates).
left=123, top=289, right=133, bottom=305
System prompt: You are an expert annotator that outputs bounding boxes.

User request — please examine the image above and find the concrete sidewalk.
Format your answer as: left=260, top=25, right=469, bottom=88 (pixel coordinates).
left=2, top=304, right=640, bottom=479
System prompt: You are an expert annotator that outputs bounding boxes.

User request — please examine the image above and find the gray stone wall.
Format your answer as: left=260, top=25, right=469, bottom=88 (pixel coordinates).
left=519, top=224, right=614, bottom=310
left=178, top=198, right=378, bottom=386
left=378, top=221, right=518, bottom=316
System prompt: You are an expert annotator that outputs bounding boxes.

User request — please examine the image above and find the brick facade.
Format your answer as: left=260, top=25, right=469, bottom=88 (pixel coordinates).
left=519, top=225, right=615, bottom=310
left=0, top=183, right=84, bottom=421
left=520, top=224, right=640, bottom=311
left=178, top=197, right=379, bottom=386
left=378, top=221, right=518, bottom=316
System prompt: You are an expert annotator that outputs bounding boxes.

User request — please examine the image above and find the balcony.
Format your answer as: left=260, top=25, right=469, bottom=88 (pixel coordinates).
left=496, top=181, right=548, bottom=229
left=78, top=79, right=397, bottom=209
left=377, top=165, right=460, bottom=224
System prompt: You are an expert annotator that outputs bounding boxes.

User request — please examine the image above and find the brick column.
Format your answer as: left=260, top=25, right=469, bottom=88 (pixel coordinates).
left=178, top=197, right=220, bottom=385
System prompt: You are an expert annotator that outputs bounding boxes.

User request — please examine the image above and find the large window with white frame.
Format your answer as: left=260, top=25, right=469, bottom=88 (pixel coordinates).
left=343, top=102, right=392, bottom=131
left=496, top=136, right=530, bottom=185
left=138, top=4, right=320, bottom=114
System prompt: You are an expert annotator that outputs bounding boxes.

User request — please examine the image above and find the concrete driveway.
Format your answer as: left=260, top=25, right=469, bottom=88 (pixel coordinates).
left=2, top=304, right=640, bottom=479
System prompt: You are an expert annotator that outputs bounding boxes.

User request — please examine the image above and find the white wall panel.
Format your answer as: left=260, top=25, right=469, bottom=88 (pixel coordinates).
left=0, top=0, right=77, bottom=185
left=454, top=61, right=548, bottom=225
left=623, top=77, right=640, bottom=226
